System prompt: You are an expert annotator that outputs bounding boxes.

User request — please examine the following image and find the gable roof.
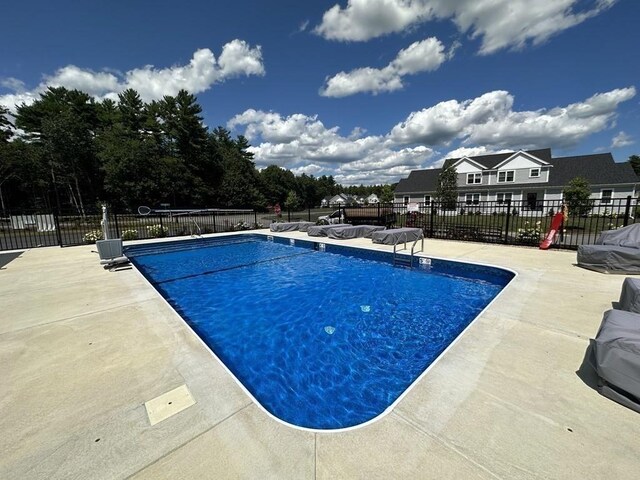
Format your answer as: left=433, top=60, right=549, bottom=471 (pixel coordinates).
left=546, top=153, right=638, bottom=186
left=394, top=149, right=638, bottom=194
left=395, top=168, right=441, bottom=194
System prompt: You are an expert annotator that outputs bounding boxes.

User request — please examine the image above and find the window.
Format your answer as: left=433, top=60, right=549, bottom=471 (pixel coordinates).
left=423, top=195, right=431, bottom=206
left=403, top=196, right=410, bottom=206
left=529, top=168, right=540, bottom=178
left=467, top=173, right=482, bottom=184
left=496, top=192, right=512, bottom=204
left=497, top=170, right=515, bottom=183
left=465, top=193, right=480, bottom=205
left=601, top=189, right=613, bottom=204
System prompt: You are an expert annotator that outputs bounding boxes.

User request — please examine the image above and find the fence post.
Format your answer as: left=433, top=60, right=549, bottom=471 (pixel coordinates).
left=307, top=206, right=311, bottom=222
left=53, top=210, right=63, bottom=247
left=213, top=211, right=217, bottom=233
left=287, top=208, right=291, bottom=222
left=623, top=195, right=632, bottom=227
left=429, top=204, right=435, bottom=238
left=254, top=210, right=258, bottom=227
left=504, top=199, right=512, bottom=244
left=113, top=213, right=121, bottom=238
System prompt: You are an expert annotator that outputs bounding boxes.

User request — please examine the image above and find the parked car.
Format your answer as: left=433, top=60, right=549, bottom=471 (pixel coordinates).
left=317, top=210, right=343, bottom=224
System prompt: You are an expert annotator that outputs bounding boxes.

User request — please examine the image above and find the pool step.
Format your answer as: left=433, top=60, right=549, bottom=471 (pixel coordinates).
left=393, top=255, right=413, bottom=269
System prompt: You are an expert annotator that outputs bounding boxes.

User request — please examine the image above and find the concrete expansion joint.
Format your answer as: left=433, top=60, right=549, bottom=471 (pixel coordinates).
left=126, top=402, right=253, bottom=478
left=1, top=297, right=159, bottom=338
left=390, top=411, right=504, bottom=480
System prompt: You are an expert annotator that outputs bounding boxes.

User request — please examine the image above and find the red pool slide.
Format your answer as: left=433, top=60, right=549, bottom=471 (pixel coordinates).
left=539, top=212, right=565, bottom=250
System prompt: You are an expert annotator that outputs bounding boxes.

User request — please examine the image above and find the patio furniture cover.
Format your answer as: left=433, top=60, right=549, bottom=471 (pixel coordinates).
left=619, top=278, right=640, bottom=314
left=327, top=225, right=385, bottom=240
left=270, top=221, right=315, bottom=232
left=590, top=309, right=640, bottom=413
left=371, top=228, right=423, bottom=245
left=306, top=224, right=351, bottom=237
left=577, top=224, right=640, bottom=274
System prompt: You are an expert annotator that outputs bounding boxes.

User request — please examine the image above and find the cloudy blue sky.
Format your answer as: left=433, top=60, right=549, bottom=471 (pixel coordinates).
left=1, top=0, right=638, bottom=184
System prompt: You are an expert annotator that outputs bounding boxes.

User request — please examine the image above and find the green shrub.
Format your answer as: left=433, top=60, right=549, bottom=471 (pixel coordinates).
left=146, top=224, right=168, bottom=238
left=83, top=230, right=104, bottom=244
left=121, top=229, right=138, bottom=241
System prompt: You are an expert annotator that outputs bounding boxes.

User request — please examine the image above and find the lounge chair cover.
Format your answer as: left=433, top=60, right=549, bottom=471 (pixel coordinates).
left=307, top=224, right=351, bottom=237
left=577, top=224, right=640, bottom=274
left=619, top=278, right=640, bottom=313
left=371, top=228, right=423, bottom=245
left=270, top=221, right=315, bottom=232
left=595, top=224, right=640, bottom=246
left=327, top=225, right=385, bottom=239
left=591, top=309, right=640, bottom=412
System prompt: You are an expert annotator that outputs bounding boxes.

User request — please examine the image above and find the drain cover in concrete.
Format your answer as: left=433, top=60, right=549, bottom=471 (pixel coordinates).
left=144, top=384, right=196, bottom=426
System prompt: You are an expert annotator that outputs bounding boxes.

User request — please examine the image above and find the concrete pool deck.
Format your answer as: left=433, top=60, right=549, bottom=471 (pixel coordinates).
left=1, top=231, right=638, bottom=479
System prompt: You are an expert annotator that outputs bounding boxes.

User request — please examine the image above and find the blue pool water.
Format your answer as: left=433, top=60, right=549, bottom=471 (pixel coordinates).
left=126, top=235, right=513, bottom=429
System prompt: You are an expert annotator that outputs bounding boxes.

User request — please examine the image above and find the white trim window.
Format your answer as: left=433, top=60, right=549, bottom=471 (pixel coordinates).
left=497, top=170, right=515, bottom=183
left=423, top=195, right=431, bottom=206
left=601, top=189, right=613, bottom=204
left=403, top=196, right=410, bottom=206
left=467, top=173, right=482, bottom=184
left=529, top=168, right=540, bottom=178
left=465, top=193, right=480, bottom=205
left=496, top=192, right=513, bottom=205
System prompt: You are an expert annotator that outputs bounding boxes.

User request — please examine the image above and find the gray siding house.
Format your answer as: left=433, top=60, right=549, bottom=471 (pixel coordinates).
left=394, top=148, right=638, bottom=211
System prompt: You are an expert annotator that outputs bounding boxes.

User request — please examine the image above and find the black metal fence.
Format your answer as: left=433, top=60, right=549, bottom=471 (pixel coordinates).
left=0, top=208, right=262, bottom=251
left=1, top=197, right=637, bottom=252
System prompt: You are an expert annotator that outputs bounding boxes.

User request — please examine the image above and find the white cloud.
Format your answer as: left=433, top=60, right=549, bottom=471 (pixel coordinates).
left=611, top=131, right=634, bottom=148
left=0, top=41, right=264, bottom=111
left=229, top=86, right=634, bottom=184
left=228, top=109, right=434, bottom=184
left=320, top=37, right=447, bottom=97
left=315, top=0, right=617, bottom=54
left=390, top=87, right=636, bottom=149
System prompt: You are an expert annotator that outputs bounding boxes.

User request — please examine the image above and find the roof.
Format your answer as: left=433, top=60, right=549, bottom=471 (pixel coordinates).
left=546, top=153, right=638, bottom=187
left=395, top=149, right=638, bottom=194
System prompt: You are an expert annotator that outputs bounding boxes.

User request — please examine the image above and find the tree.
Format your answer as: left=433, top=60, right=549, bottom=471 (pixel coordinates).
left=435, top=161, right=458, bottom=210
left=379, top=184, right=395, bottom=203
left=563, top=176, right=592, bottom=216
left=629, top=155, right=640, bottom=177
left=284, top=190, right=300, bottom=211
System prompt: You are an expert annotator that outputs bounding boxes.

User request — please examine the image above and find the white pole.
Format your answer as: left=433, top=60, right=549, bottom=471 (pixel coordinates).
left=101, top=204, right=110, bottom=240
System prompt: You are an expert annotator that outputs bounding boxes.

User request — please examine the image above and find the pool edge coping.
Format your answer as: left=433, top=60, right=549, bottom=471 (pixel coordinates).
left=126, top=231, right=519, bottom=434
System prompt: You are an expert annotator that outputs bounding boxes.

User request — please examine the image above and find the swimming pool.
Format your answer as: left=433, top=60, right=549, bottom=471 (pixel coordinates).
left=126, top=234, right=514, bottom=430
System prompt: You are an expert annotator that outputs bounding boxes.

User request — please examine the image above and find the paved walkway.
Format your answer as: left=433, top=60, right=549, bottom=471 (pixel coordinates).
left=1, top=232, right=638, bottom=479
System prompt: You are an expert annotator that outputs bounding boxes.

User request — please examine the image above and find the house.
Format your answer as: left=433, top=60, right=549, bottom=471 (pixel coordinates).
left=394, top=148, right=638, bottom=212
left=366, top=193, right=380, bottom=204
left=322, top=193, right=360, bottom=206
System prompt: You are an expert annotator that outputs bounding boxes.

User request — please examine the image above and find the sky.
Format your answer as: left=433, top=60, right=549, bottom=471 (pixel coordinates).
left=1, top=0, right=639, bottom=185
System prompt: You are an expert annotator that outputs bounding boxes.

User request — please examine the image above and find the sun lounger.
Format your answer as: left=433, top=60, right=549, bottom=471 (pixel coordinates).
left=270, top=221, right=315, bottom=232
left=306, top=224, right=351, bottom=237
left=371, top=227, right=423, bottom=245
left=590, top=309, right=640, bottom=413
left=577, top=224, right=640, bottom=274
left=619, top=278, right=640, bottom=313
left=327, top=225, right=386, bottom=239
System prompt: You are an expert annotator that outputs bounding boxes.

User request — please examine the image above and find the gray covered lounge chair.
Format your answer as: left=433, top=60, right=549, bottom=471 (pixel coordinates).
left=306, top=224, right=351, bottom=237
left=371, top=227, right=423, bottom=245
left=326, top=225, right=385, bottom=239
left=577, top=223, right=640, bottom=274
left=270, top=221, right=315, bottom=232
left=590, top=309, right=640, bottom=413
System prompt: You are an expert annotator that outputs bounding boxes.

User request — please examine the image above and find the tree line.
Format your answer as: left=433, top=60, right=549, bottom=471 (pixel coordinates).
left=0, top=87, right=393, bottom=215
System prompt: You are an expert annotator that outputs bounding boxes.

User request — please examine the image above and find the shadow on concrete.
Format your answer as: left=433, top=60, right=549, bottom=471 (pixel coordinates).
left=0, top=251, right=23, bottom=269
left=576, top=341, right=599, bottom=391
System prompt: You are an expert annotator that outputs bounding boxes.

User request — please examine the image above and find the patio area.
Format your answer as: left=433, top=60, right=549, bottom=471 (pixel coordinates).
left=1, top=232, right=638, bottom=479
